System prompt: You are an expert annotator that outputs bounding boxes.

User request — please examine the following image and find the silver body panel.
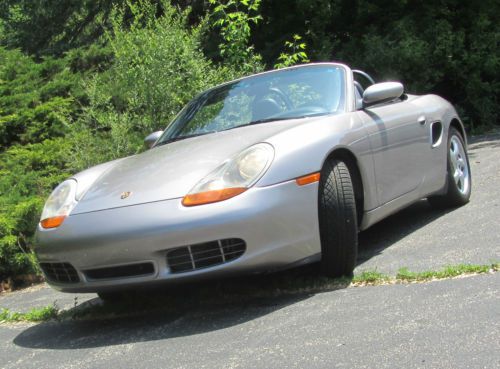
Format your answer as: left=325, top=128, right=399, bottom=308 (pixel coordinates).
left=36, top=180, right=321, bottom=292
left=35, top=63, right=466, bottom=292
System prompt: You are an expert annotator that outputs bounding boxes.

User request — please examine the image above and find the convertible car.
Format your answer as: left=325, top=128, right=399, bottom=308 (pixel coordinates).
left=35, top=63, right=471, bottom=299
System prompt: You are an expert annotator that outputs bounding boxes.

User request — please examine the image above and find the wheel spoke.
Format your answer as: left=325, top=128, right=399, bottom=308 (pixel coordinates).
left=449, top=135, right=470, bottom=196
left=451, top=142, right=458, bottom=155
left=451, top=153, right=458, bottom=168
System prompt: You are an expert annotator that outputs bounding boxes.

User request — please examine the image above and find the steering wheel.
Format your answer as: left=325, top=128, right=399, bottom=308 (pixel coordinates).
left=268, top=87, right=293, bottom=110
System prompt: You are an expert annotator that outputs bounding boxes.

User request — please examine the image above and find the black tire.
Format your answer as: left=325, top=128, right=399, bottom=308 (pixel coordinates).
left=318, top=159, right=358, bottom=278
left=428, top=127, right=471, bottom=208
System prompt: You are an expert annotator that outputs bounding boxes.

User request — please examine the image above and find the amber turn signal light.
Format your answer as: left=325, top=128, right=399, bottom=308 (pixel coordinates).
left=40, top=216, right=67, bottom=229
left=296, top=172, right=321, bottom=186
left=182, top=187, right=247, bottom=206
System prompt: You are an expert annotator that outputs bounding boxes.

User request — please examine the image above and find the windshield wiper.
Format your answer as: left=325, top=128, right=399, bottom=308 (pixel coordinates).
left=223, top=112, right=332, bottom=132
left=247, top=116, right=296, bottom=125
left=156, top=131, right=215, bottom=146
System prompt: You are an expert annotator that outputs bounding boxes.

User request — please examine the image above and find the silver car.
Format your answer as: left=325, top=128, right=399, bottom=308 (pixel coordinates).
left=35, top=63, right=471, bottom=299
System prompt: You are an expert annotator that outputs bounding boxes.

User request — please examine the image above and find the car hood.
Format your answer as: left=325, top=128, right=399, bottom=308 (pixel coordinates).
left=71, top=118, right=320, bottom=214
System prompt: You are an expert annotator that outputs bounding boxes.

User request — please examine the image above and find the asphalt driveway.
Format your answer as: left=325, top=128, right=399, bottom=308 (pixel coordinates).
left=1, top=131, right=499, bottom=369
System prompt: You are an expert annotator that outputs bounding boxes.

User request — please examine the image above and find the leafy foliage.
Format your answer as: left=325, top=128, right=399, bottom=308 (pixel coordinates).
left=78, top=0, right=245, bottom=165
left=0, top=48, right=74, bottom=148
left=0, top=0, right=498, bottom=280
left=274, top=34, right=310, bottom=69
left=252, top=0, right=499, bottom=130
left=208, top=0, right=263, bottom=73
left=0, top=138, right=72, bottom=279
left=0, top=46, right=83, bottom=280
left=0, top=0, right=116, bottom=56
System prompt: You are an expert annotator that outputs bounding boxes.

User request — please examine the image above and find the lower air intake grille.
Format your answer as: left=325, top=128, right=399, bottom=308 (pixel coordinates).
left=166, top=238, right=246, bottom=274
left=40, top=262, right=80, bottom=284
left=84, top=262, right=155, bottom=281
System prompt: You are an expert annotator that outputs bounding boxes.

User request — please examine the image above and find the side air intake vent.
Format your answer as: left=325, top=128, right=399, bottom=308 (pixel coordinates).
left=166, top=238, right=246, bottom=274
left=431, top=121, right=443, bottom=147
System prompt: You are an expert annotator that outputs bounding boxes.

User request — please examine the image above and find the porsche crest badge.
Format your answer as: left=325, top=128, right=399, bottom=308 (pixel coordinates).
left=120, top=191, right=132, bottom=199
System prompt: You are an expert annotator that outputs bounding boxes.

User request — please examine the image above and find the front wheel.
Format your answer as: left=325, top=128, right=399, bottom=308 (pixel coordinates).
left=318, top=159, right=358, bottom=278
left=428, top=127, right=471, bottom=208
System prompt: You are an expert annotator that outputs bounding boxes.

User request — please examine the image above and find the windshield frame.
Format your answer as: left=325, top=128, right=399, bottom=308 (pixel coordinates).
left=155, top=63, right=348, bottom=146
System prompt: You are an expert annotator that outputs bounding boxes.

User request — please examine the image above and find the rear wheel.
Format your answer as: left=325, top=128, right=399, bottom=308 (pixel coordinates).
left=428, top=127, right=471, bottom=208
left=318, top=159, right=358, bottom=277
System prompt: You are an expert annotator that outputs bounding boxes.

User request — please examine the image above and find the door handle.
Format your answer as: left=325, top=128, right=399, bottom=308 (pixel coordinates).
left=418, top=116, right=427, bottom=125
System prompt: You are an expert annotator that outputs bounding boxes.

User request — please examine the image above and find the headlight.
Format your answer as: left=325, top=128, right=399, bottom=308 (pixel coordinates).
left=40, top=179, right=78, bottom=229
left=182, top=143, right=274, bottom=206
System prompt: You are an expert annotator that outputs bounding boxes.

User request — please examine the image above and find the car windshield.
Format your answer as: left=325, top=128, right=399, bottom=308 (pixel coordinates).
left=156, top=65, right=346, bottom=145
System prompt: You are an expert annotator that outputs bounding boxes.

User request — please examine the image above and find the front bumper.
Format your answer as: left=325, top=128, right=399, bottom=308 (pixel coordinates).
left=35, top=180, right=321, bottom=292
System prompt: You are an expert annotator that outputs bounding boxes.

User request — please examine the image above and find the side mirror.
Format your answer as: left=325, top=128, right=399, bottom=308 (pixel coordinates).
left=363, top=82, right=404, bottom=107
left=144, top=130, right=163, bottom=149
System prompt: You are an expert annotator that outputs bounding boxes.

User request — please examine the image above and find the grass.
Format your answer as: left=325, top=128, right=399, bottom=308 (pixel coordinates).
left=0, top=305, right=59, bottom=323
left=395, top=263, right=497, bottom=282
left=0, top=262, right=497, bottom=323
left=352, top=270, right=389, bottom=284
left=354, top=262, right=498, bottom=286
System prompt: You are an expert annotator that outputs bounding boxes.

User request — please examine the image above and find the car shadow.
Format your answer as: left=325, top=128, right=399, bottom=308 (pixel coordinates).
left=357, top=199, right=453, bottom=267
left=13, top=264, right=349, bottom=350
left=14, top=200, right=454, bottom=350
left=467, top=130, right=500, bottom=154
left=13, top=292, right=314, bottom=350
left=469, top=130, right=500, bottom=145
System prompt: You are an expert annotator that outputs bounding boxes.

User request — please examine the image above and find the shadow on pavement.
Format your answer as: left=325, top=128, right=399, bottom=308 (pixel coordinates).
left=357, top=199, right=453, bottom=267
left=13, top=264, right=349, bottom=349
left=468, top=140, right=500, bottom=151
left=13, top=292, right=313, bottom=349
left=468, top=131, right=500, bottom=145
left=14, top=199, right=455, bottom=350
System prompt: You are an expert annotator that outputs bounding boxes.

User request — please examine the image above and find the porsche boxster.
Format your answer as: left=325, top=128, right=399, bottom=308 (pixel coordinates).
left=35, top=63, right=471, bottom=298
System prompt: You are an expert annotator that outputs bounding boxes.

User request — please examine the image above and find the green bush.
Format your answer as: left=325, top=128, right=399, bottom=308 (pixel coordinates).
left=0, top=0, right=497, bottom=281
left=0, top=0, right=263, bottom=279
left=0, top=47, right=81, bottom=149
left=0, top=0, right=116, bottom=56
left=208, top=0, right=263, bottom=73
left=79, top=0, right=254, bottom=164
left=0, top=139, right=72, bottom=280
left=251, top=0, right=499, bottom=130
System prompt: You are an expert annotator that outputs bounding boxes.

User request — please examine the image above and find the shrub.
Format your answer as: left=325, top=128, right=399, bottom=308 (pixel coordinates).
left=0, top=139, right=72, bottom=280
left=78, top=0, right=249, bottom=165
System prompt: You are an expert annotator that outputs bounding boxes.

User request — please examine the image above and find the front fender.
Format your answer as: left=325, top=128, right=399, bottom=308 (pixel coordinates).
left=257, top=112, right=378, bottom=211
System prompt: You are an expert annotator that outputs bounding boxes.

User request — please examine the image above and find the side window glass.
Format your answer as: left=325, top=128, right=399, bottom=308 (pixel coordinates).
left=354, top=82, right=363, bottom=109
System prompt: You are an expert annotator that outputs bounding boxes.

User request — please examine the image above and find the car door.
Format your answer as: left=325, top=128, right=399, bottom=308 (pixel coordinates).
left=358, top=98, right=430, bottom=206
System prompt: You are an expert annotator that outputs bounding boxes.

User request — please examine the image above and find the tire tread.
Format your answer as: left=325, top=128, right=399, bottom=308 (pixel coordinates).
left=318, top=159, right=358, bottom=277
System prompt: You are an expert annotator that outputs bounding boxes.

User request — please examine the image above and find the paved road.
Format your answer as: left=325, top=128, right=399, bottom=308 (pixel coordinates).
left=355, top=131, right=500, bottom=274
left=1, top=132, right=499, bottom=368
left=1, top=273, right=499, bottom=369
